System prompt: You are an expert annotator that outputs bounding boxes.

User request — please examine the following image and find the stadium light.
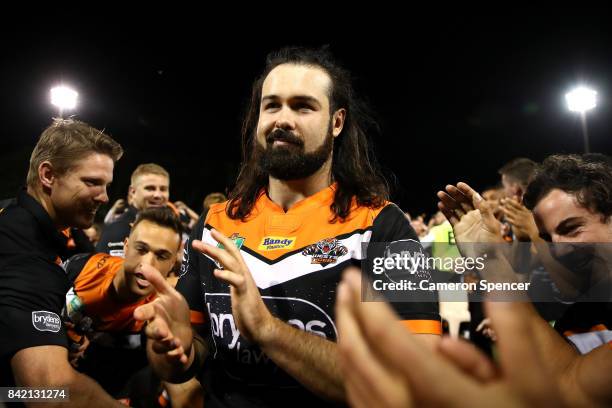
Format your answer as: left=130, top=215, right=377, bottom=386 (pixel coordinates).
left=565, top=86, right=597, bottom=153
left=50, top=85, right=78, bottom=118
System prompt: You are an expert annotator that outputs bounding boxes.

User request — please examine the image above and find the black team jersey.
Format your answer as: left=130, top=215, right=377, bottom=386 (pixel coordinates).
left=177, top=185, right=441, bottom=407
left=0, top=190, right=70, bottom=385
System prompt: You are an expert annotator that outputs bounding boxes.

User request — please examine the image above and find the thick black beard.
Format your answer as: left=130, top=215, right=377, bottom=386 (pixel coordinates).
left=255, top=127, right=334, bottom=181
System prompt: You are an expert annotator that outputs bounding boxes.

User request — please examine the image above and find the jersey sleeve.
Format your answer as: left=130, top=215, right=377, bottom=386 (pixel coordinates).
left=370, top=204, right=441, bottom=335
left=71, top=254, right=118, bottom=314
left=63, top=252, right=95, bottom=284
left=0, top=256, right=70, bottom=358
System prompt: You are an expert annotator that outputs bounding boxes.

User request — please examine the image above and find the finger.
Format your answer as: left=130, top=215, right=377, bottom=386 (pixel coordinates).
left=165, top=337, right=184, bottom=355
left=145, top=318, right=171, bottom=342
left=437, top=191, right=465, bottom=218
left=192, top=239, right=238, bottom=272
left=457, top=183, right=497, bottom=226
left=475, top=318, right=490, bottom=332
left=151, top=338, right=178, bottom=354
left=504, top=215, right=519, bottom=226
left=134, top=302, right=157, bottom=322
left=485, top=302, right=547, bottom=388
left=137, top=263, right=175, bottom=297
left=166, top=343, right=187, bottom=362
left=504, top=212, right=526, bottom=228
left=336, top=280, right=412, bottom=408
left=456, top=182, right=484, bottom=209
left=438, top=201, right=459, bottom=226
left=501, top=205, right=522, bottom=218
left=210, top=229, right=242, bottom=258
left=462, top=190, right=500, bottom=232
left=502, top=198, right=531, bottom=214
left=213, top=269, right=246, bottom=291
left=342, top=269, right=471, bottom=399
left=166, top=337, right=191, bottom=365
left=445, top=185, right=474, bottom=214
left=483, top=328, right=498, bottom=342
left=437, top=337, right=497, bottom=382
left=501, top=207, right=518, bottom=219
left=500, top=198, right=519, bottom=210
left=152, top=337, right=188, bottom=366
left=143, top=300, right=175, bottom=341
left=149, top=328, right=184, bottom=355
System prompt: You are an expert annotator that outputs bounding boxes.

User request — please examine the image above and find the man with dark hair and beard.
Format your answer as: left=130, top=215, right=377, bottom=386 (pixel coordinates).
left=134, top=46, right=441, bottom=407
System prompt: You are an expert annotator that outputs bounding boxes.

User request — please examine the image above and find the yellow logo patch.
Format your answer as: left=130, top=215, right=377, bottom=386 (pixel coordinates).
left=258, top=236, right=296, bottom=251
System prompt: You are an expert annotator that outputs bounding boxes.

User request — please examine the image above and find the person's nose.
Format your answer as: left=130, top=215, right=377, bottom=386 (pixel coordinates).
left=273, top=105, right=296, bottom=131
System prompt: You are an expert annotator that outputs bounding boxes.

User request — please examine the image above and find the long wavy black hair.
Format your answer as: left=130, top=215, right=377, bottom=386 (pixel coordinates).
left=227, top=46, right=389, bottom=222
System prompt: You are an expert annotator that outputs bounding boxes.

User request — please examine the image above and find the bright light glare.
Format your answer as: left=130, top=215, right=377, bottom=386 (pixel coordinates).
left=50, top=86, right=78, bottom=110
left=565, top=86, right=597, bottom=113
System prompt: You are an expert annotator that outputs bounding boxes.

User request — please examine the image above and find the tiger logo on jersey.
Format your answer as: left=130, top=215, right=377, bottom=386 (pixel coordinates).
left=302, top=238, right=348, bottom=266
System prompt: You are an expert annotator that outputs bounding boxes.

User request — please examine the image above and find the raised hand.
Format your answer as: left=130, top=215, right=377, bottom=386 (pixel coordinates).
left=133, top=263, right=192, bottom=366
left=336, top=268, right=566, bottom=408
left=192, top=229, right=275, bottom=344
left=437, top=182, right=503, bottom=242
left=501, top=198, right=539, bottom=242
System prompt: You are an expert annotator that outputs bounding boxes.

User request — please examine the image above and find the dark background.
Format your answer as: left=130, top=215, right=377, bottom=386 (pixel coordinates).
left=2, top=14, right=611, bottom=219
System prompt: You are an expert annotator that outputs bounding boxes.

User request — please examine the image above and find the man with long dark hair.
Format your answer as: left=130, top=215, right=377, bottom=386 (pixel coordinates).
left=136, top=46, right=441, bottom=407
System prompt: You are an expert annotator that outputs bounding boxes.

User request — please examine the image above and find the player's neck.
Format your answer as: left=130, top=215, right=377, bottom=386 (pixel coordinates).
left=267, top=159, right=332, bottom=212
left=27, top=185, right=67, bottom=230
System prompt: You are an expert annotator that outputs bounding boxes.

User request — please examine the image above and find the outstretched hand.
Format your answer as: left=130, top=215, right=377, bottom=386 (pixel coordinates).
left=336, top=268, right=566, bottom=407
left=133, top=263, right=193, bottom=366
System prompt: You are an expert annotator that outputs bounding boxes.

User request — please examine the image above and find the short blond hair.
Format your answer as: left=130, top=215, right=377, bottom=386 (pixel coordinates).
left=202, top=192, right=227, bottom=212
left=27, top=118, right=123, bottom=188
left=130, top=163, right=170, bottom=186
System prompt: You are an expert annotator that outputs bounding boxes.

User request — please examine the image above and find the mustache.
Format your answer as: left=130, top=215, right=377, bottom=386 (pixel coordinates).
left=266, top=129, right=303, bottom=146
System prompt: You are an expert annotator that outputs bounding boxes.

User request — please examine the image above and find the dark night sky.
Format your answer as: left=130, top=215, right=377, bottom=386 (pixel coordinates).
left=2, top=14, right=611, bottom=218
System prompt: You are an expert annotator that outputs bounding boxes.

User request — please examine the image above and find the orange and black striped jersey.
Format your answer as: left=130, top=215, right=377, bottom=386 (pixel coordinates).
left=176, top=184, right=440, bottom=407
left=63, top=253, right=154, bottom=398
left=65, top=253, right=154, bottom=333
